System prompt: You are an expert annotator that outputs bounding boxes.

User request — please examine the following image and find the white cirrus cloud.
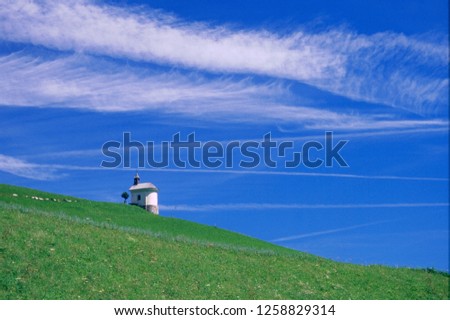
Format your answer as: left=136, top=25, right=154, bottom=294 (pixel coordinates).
left=159, top=202, right=449, bottom=212
left=271, top=220, right=395, bottom=242
left=0, top=52, right=284, bottom=112
left=43, top=165, right=447, bottom=182
left=0, top=154, right=63, bottom=180
left=0, top=52, right=447, bottom=130
left=0, top=161, right=447, bottom=182
left=0, top=0, right=447, bottom=115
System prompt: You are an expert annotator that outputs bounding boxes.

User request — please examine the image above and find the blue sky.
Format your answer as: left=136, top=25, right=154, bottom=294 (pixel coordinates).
left=0, top=0, right=448, bottom=270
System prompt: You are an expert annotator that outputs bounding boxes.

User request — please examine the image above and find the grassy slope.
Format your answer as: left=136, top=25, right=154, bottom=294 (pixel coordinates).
left=0, top=184, right=448, bottom=299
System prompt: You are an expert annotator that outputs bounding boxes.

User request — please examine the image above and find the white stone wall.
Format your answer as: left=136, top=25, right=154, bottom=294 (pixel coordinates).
left=146, top=192, right=158, bottom=207
left=131, top=191, right=146, bottom=207
left=130, top=190, right=158, bottom=214
left=146, top=192, right=158, bottom=214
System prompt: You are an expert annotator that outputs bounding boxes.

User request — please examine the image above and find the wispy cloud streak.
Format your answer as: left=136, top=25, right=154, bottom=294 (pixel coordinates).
left=0, top=52, right=447, bottom=130
left=0, top=52, right=284, bottom=112
left=118, top=167, right=448, bottom=182
left=30, top=127, right=448, bottom=161
left=271, top=220, right=395, bottom=242
left=0, top=0, right=447, bottom=114
left=0, top=154, right=62, bottom=180
left=14, top=164, right=445, bottom=182
left=159, top=203, right=448, bottom=212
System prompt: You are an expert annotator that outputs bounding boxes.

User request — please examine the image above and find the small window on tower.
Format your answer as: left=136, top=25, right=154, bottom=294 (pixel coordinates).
left=137, top=195, right=141, bottom=201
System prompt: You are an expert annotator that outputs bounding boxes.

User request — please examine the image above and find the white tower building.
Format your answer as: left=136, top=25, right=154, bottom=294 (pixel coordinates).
left=129, top=173, right=159, bottom=214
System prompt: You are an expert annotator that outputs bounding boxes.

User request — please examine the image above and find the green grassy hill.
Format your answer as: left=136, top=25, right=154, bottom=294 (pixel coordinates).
left=0, top=184, right=448, bottom=299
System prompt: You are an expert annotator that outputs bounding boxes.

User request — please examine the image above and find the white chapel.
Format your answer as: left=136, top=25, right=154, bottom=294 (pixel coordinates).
left=129, top=173, right=159, bottom=214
